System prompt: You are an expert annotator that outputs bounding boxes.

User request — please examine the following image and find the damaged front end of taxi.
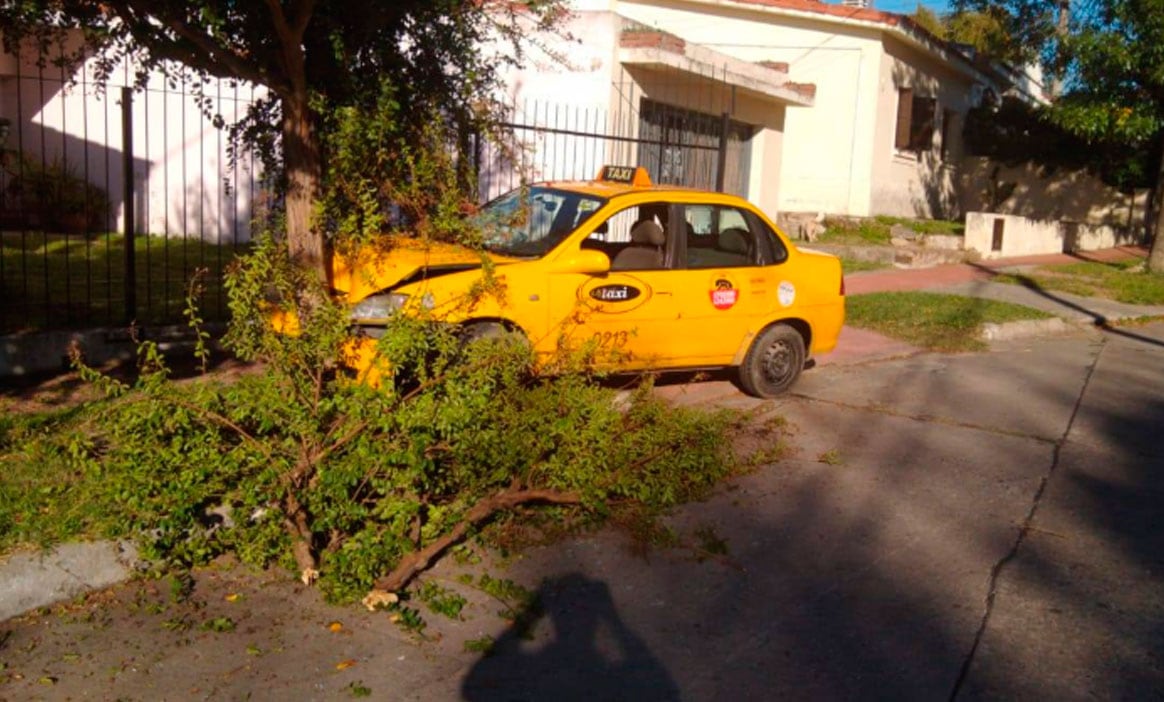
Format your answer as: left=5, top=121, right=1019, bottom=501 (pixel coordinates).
left=266, top=236, right=517, bottom=386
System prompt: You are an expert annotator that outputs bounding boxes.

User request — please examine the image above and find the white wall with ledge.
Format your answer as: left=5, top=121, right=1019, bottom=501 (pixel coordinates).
left=964, top=212, right=1141, bottom=259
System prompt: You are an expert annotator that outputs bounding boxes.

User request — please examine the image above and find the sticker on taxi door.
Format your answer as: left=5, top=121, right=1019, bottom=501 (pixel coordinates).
left=710, top=277, right=738, bottom=310
left=579, top=276, right=651, bottom=313
left=778, top=281, right=796, bottom=307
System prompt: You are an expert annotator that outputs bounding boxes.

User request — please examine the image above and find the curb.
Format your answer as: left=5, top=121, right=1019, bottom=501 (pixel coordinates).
left=0, top=541, right=140, bottom=621
left=980, top=318, right=1077, bottom=342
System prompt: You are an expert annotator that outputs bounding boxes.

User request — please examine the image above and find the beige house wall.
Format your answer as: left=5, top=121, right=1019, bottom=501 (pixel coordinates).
left=0, top=39, right=263, bottom=242
left=618, top=66, right=787, bottom=214
left=871, top=35, right=979, bottom=220
left=612, top=0, right=999, bottom=221
left=615, top=0, right=882, bottom=217
left=490, top=7, right=797, bottom=214
left=957, top=156, right=1147, bottom=231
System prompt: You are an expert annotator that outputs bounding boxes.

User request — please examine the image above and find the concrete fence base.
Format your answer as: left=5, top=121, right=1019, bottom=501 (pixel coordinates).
left=964, top=212, right=1141, bottom=259
left=1, top=323, right=225, bottom=378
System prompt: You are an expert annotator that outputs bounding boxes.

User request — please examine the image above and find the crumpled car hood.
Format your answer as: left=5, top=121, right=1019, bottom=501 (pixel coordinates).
left=332, top=236, right=520, bottom=301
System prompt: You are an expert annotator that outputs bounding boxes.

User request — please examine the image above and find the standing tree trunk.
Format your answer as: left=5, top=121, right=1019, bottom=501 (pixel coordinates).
left=1150, top=148, right=1164, bottom=273
left=282, top=92, right=326, bottom=282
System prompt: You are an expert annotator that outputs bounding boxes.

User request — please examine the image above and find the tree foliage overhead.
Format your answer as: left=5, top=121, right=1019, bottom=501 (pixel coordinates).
left=964, top=96, right=1155, bottom=190
left=956, top=0, right=1164, bottom=271
left=910, top=5, right=1024, bottom=62
left=0, top=0, right=565, bottom=274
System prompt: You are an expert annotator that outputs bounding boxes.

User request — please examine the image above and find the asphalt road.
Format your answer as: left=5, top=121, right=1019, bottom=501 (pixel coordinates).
left=1, top=322, right=1161, bottom=700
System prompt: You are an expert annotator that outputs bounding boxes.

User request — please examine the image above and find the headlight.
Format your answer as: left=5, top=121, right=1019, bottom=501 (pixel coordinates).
left=350, top=293, right=409, bottom=323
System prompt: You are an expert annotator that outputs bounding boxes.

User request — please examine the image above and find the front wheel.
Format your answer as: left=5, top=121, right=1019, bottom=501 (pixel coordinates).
left=737, top=324, right=806, bottom=398
left=457, top=321, right=532, bottom=359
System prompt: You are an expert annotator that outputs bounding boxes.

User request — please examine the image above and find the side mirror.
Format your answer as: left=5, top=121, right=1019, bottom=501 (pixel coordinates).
left=550, top=248, right=611, bottom=275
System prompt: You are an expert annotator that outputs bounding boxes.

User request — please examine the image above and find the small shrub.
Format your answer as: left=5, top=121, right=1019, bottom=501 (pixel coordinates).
left=13, top=80, right=739, bottom=607
left=54, top=236, right=737, bottom=604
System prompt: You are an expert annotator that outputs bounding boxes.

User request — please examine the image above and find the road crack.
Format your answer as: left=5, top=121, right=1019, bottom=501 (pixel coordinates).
left=947, top=336, right=1107, bottom=700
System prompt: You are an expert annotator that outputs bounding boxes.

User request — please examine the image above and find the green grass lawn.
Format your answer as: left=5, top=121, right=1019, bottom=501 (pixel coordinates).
left=846, top=291, right=1053, bottom=352
left=993, top=258, right=1164, bottom=306
left=841, top=257, right=892, bottom=274
left=0, top=401, right=116, bottom=551
left=818, top=215, right=965, bottom=246
left=1, top=231, right=245, bottom=332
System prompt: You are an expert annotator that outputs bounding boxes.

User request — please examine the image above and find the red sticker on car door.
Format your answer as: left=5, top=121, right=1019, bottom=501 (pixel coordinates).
left=709, top=278, right=738, bottom=310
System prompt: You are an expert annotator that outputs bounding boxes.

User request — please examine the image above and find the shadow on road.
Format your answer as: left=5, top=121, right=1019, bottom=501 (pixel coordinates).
left=462, top=573, right=679, bottom=702
left=966, top=262, right=1164, bottom=349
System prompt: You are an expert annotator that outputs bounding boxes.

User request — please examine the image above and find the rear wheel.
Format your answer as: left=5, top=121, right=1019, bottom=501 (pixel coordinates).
left=737, top=324, right=806, bottom=398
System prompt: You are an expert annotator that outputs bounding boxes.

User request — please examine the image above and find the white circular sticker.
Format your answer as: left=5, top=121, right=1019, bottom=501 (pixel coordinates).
left=778, top=281, right=796, bottom=307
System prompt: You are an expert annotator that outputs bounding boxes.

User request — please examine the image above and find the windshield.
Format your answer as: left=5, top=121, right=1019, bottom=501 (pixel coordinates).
left=475, top=186, right=606, bottom=257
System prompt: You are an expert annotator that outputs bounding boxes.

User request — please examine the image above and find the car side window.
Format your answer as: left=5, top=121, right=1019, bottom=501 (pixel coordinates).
left=581, top=202, right=672, bottom=270
left=744, top=210, right=789, bottom=265
left=684, top=205, right=757, bottom=269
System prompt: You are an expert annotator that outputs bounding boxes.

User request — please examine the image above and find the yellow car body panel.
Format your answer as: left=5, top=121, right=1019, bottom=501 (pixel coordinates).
left=341, top=175, right=845, bottom=385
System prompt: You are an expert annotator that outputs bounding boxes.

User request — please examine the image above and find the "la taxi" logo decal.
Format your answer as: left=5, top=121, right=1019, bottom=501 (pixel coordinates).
left=709, top=277, right=738, bottom=310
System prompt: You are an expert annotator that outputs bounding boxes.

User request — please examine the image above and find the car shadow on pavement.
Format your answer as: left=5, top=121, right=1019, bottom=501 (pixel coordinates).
left=461, top=573, right=679, bottom=702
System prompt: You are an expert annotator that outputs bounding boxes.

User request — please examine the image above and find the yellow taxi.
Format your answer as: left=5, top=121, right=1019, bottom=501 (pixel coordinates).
left=338, top=166, right=844, bottom=397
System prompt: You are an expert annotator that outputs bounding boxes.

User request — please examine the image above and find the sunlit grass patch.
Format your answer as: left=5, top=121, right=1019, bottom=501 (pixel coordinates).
left=840, top=257, right=892, bottom=274
left=846, top=291, right=1053, bottom=352
left=818, top=216, right=964, bottom=246
left=0, top=401, right=119, bottom=551
left=992, top=258, right=1164, bottom=306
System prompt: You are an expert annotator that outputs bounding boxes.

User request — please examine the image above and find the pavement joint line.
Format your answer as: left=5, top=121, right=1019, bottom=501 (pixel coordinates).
left=789, top=394, right=1060, bottom=445
left=822, top=349, right=926, bottom=368
left=947, top=334, right=1107, bottom=701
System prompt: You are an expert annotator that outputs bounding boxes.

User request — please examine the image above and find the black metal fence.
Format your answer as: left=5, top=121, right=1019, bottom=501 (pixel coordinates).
left=0, top=59, right=262, bottom=334
left=477, top=65, right=752, bottom=203
left=2, top=59, right=750, bottom=333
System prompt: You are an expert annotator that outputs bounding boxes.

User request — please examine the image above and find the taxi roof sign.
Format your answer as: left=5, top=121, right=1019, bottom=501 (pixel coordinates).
left=596, top=165, right=652, bottom=187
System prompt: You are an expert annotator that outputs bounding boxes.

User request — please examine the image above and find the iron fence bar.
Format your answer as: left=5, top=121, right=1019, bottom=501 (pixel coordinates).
left=81, top=58, right=93, bottom=320
left=103, top=76, right=112, bottom=326
left=58, top=55, right=73, bottom=326
left=162, top=83, right=171, bottom=320
left=716, top=111, right=730, bottom=193
left=38, top=65, right=49, bottom=328
left=143, top=82, right=153, bottom=322
left=217, top=78, right=225, bottom=319
left=121, top=86, right=136, bottom=324
left=11, top=56, right=27, bottom=328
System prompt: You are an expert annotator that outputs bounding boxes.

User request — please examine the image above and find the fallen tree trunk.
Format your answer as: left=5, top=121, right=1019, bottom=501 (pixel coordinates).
left=374, top=487, right=582, bottom=592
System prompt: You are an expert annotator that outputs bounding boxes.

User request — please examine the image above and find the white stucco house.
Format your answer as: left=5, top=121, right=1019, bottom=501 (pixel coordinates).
left=0, top=44, right=262, bottom=243
left=494, top=0, right=1030, bottom=223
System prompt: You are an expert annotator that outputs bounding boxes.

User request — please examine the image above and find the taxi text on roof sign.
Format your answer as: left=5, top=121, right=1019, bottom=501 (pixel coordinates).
left=597, top=165, right=652, bottom=187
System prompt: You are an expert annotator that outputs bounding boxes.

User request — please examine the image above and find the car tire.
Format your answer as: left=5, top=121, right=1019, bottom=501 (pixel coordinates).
left=458, top=321, right=530, bottom=356
left=460, top=321, right=509, bottom=344
left=737, top=323, right=806, bottom=398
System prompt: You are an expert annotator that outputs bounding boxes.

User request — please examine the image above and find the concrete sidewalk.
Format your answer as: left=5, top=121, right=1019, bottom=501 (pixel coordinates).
left=844, top=244, right=1150, bottom=296
left=845, top=244, right=1164, bottom=333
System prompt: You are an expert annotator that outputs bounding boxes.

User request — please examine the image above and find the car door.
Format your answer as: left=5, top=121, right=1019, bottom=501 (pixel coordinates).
left=664, top=202, right=789, bottom=364
left=546, top=200, right=681, bottom=367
